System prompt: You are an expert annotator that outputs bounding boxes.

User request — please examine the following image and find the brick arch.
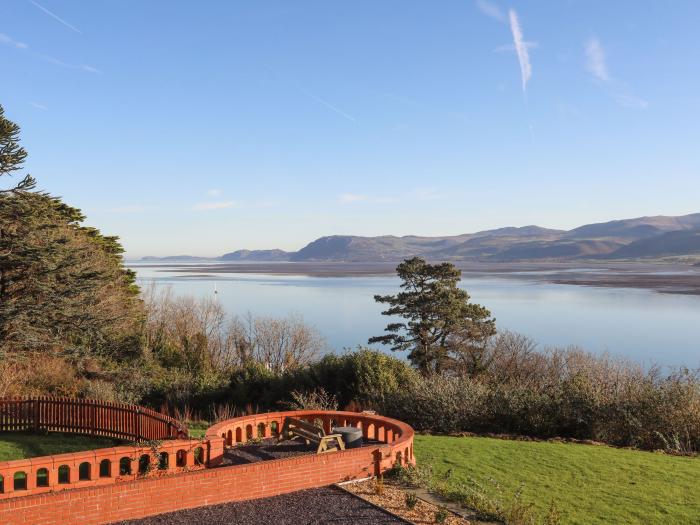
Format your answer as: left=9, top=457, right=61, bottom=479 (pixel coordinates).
left=36, top=468, right=50, bottom=487
left=99, top=459, right=111, bottom=478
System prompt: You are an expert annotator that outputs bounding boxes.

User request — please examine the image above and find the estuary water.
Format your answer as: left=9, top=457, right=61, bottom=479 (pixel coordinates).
left=129, top=263, right=700, bottom=368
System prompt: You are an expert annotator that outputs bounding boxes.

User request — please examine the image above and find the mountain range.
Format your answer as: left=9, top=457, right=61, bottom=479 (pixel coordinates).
left=140, top=213, right=700, bottom=263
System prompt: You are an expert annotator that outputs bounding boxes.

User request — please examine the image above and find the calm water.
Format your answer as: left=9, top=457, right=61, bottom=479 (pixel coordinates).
left=129, top=264, right=700, bottom=368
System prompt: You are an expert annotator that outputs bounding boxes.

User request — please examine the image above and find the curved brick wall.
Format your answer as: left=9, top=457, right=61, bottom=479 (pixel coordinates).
left=206, top=410, right=415, bottom=468
left=0, top=439, right=209, bottom=499
left=0, top=410, right=414, bottom=525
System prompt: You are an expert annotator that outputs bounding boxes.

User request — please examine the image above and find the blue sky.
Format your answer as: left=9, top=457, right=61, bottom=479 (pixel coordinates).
left=2, top=0, right=699, bottom=257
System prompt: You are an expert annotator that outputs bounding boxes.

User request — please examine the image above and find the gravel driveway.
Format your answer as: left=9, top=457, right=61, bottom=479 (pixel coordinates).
left=111, top=486, right=407, bottom=525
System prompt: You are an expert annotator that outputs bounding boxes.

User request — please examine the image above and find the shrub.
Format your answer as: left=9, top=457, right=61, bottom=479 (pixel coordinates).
left=375, top=475, right=384, bottom=496
left=380, top=342, right=700, bottom=453
left=405, top=492, right=418, bottom=510
left=308, top=348, right=418, bottom=409
left=284, top=388, right=338, bottom=411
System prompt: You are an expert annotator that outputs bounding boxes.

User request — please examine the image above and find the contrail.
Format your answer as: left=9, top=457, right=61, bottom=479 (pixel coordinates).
left=509, top=9, right=531, bottom=93
left=29, top=0, right=82, bottom=34
left=263, top=65, right=356, bottom=123
left=296, top=86, right=357, bottom=123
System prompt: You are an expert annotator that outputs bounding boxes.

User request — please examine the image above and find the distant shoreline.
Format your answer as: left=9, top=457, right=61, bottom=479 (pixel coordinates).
left=127, top=260, right=700, bottom=296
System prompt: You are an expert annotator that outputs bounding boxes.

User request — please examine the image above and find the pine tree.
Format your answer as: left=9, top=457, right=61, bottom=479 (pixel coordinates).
left=0, top=104, right=142, bottom=356
left=0, top=105, right=35, bottom=193
left=369, top=257, right=496, bottom=374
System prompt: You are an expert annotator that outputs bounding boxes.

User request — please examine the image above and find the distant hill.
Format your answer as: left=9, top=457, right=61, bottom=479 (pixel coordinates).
left=289, top=227, right=563, bottom=262
left=605, top=229, right=700, bottom=258
left=140, top=255, right=215, bottom=262
left=141, top=212, right=700, bottom=263
left=565, top=213, right=700, bottom=240
left=290, top=234, right=468, bottom=262
left=493, top=239, right=625, bottom=260
left=430, top=226, right=564, bottom=260
left=221, top=249, right=292, bottom=261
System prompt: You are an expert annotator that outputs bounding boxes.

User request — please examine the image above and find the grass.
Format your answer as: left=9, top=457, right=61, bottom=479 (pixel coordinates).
left=413, top=435, right=700, bottom=525
left=0, top=432, right=121, bottom=462
left=186, top=421, right=209, bottom=439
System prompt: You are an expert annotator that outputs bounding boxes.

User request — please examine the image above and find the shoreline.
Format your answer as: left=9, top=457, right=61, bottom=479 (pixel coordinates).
left=127, top=260, right=700, bottom=296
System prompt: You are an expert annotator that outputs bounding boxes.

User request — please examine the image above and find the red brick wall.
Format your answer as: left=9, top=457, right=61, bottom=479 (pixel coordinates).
left=0, top=410, right=415, bottom=525
left=0, top=444, right=396, bottom=525
left=0, top=439, right=210, bottom=500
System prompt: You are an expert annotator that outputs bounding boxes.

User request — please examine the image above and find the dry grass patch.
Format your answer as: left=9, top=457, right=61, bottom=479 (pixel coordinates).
left=343, top=478, right=470, bottom=525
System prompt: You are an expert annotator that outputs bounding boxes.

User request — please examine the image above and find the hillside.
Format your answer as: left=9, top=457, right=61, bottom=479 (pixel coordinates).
left=565, top=213, right=700, bottom=240
left=221, top=249, right=292, bottom=261
left=141, top=255, right=215, bottom=262
left=605, top=229, right=700, bottom=258
left=287, top=215, right=700, bottom=262
left=141, top=212, right=700, bottom=263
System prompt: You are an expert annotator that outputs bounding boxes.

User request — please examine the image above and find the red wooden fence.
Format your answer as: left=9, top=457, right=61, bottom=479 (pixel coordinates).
left=0, top=397, right=187, bottom=441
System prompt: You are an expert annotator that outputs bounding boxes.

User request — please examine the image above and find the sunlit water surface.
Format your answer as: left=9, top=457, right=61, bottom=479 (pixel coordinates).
left=129, top=263, right=700, bottom=368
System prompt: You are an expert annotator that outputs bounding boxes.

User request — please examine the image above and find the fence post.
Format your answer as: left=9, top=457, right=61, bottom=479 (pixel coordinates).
left=90, top=399, right=96, bottom=436
left=135, top=407, right=141, bottom=441
left=33, top=398, right=40, bottom=432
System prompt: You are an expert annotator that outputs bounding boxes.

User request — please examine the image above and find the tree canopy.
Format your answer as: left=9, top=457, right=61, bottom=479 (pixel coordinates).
left=0, top=104, right=141, bottom=357
left=369, top=257, right=496, bottom=374
left=0, top=105, right=35, bottom=193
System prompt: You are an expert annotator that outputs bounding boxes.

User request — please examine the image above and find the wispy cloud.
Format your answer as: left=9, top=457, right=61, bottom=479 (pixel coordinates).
left=584, top=37, right=647, bottom=109
left=29, top=0, right=82, bottom=34
left=29, top=101, right=47, bottom=110
left=584, top=38, right=609, bottom=81
left=105, top=205, right=152, bottom=213
left=207, top=189, right=223, bottom=196
left=339, top=193, right=397, bottom=205
left=339, top=193, right=366, bottom=204
left=1, top=32, right=99, bottom=73
left=0, top=33, right=28, bottom=49
left=193, top=201, right=237, bottom=211
left=508, top=9, right=532, bottom=94
left=475, top=0, right=505, bottom=23
left=611, top=92, right=649, bottom=110
left=39, top=53, right=101, bottom=73
left=410, top=188, right=446, bottom=201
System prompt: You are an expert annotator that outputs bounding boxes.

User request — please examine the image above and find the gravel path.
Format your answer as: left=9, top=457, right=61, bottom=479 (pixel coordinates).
left=111, top=486, right=407, bottom=525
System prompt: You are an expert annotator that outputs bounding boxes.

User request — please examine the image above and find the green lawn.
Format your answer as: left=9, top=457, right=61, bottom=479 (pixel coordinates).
left=413, top=435, right=700, bottom=525
left=186, top=421, right=209, bottom=439
left=0, top=432, right=121, bottom=462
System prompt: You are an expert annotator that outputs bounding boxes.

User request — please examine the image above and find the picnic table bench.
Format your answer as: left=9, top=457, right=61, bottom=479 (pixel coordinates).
left=278, top=416, right=345, bottom=453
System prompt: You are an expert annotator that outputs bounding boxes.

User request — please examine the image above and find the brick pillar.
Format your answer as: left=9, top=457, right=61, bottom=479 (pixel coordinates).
left=372, top=449, right=382, bottom=477
left=207, top=438, right=225, bottom=467
left=25, top=471, right=36, bottom=491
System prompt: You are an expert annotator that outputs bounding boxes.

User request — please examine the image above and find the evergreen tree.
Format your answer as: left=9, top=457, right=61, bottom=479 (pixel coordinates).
left=0, top=105, right=35, bottom=193
left=0, top=104, right=141, bottom=356
left=369, top=257, right=496, bottom=374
